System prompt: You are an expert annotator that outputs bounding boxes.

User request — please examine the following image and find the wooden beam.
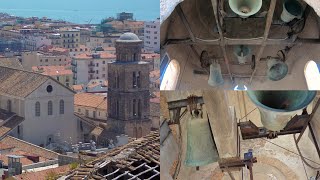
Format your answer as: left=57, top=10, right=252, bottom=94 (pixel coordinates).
left=249, top=0, right=277, bottom=84
left=210, top=0, right=233, bottom=83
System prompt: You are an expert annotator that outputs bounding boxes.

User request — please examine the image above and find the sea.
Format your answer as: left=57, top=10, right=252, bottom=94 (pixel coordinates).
left=0, top=0, right=160, bottom=24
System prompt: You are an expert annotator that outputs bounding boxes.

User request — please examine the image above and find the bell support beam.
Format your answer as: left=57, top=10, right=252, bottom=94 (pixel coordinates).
left=239, top=114, right=310, bottom=140
left=296, top=97, right=320, bottom=142
left=249, top=0, right=277, bottom=84
left=165, top=37, right=320, bottom=46
left=211, top=0, right=233, bottom=83
left=176, top=4, right=196, bottom=42
left=167, top=97, right=204, bottom=110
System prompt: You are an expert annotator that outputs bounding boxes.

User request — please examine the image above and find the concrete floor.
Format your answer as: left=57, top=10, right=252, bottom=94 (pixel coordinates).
left=161, top=0, right=320, bottom=90
left=160, top=90, right=320, bottom=180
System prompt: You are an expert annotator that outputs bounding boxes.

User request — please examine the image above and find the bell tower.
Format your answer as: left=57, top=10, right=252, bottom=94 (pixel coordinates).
left=108, top=33, right=151, bottom=138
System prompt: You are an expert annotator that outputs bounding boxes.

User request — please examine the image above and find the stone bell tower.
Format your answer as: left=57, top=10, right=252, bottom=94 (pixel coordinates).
left=108, top=32, right=151, bottom=138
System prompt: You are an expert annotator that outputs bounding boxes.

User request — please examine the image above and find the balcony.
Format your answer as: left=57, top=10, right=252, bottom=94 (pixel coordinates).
left=88, top=63, right=95, bottom=67
left=88, top=70, right=95, bottom=74
left=72, top=67, right=77, bottom=73
left=71, top=61, right=77, bottom=66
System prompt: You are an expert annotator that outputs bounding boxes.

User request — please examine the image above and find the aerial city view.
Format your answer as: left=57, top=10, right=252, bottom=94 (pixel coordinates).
left=0, top=0, right=160, bottom=179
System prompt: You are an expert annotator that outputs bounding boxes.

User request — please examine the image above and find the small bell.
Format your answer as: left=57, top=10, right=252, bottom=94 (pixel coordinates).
left=281, top=0, right=303, bottom=22
left=267, top=58, right=288, bottom=81
left=228, top=0, right=262, bottom=18
left=185, top=110, right=219, bottom=167
left=208, top=62, right=224, bottom=87
left=234, top=45, right=251, bottom=64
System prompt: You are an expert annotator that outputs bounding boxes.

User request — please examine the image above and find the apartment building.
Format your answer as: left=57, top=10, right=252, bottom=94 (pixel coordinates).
left=21, top=51, right=70, bottom=70
left=144, top=18, right=160, bottom=53
left=71, top=52, right=116, bottom=85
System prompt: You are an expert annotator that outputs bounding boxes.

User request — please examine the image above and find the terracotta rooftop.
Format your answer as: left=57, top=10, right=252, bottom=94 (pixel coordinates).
left=0, top=109, right=24, bottom=139
left=0, top=135, right=59, bottom=166
left=0, top=66, right=49, bottom=98
left=32, top=65, right=72, bottom=76
left=104, top=47, right=116, bottom=51
left=150, top=69, right=160, bottom=78
left=87, top=79, right=108, bottom=89
left=72, top=84, right=84, bottom=91
left=141, top=53, right=160, bottom=60
left=74, top=93, right=107, bottom=110
left=64, top=131, right=159, bottom=179
left=0, top=66, right=74, bottom=98
left=14, top=165, right=71, bottom=180
left=74, top=52, right=116, bottom=60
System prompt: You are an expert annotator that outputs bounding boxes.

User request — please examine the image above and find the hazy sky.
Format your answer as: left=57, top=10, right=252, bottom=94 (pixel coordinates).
left=0, top=0, right=160, bottom=23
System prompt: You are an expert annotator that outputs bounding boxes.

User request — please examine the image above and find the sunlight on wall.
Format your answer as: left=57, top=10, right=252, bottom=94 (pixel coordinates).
left=160, top=59, right=180, bottom=90
left=305, top=60, right=320, bottom=90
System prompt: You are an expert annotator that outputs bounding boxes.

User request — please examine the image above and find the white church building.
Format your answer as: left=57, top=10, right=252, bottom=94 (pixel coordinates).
left=0, top=66, right=79, bottom=146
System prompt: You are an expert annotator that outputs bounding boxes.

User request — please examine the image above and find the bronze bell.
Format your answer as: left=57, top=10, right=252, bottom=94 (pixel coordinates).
left=247, top=91, right=316, bottom=131
left=208, top=62, right=224, bottom=87
left=185, top=110, right=219, bottom=167
left=267, top=58, right=288, bottom=81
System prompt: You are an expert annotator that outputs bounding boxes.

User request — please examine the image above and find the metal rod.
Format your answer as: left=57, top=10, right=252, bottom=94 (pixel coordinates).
left=210, top=0, right=233, bottom=83
left=308, top=122, right=320, bottom=159
left=297, top=98, right=320, bottom=143
left=176, top=4, right=196, bottom=42
left=249, top=0, right=277, bottom=84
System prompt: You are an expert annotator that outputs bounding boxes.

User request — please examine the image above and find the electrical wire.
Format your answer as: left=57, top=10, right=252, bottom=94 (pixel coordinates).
left=259, top=137, right=320, bottom=166
left=293, top=134, right=320, bottom=170
left=239, top=108, right=257, bottom=122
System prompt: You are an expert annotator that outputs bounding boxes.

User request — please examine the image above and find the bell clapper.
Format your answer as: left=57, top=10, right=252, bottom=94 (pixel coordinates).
left=267, top=131, right=278, bottom=139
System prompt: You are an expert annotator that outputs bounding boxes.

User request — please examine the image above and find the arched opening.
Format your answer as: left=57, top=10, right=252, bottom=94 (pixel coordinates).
left=59, top=100, right=64, bottom=114
left=304, top=60, right=320, bottom=90
left=160, top=58, right=180, bottom=90
left=48, top=101, right=53, bottom=115
left=35, top=102, right=40, bottom=116
left=138, top=127, right=143, bottom=138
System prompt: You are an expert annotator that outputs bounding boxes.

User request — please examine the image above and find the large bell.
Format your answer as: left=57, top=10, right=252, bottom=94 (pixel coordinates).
left=229, top=0, right=262, bottom=18
left=234, top=45, right=251, bottom=64
left=247, top=91, right=316, bottom=131
left=281, top=0, right=303, bottom=22
left=267, top=58, right=288, bottom=81
left=185, top=110, right=218, bottom=167
left=208, top=63, right=224, bottom=87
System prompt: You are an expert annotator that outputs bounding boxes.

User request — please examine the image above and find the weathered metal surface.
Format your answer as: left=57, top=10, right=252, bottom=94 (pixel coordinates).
left=247, top=91, right=316, bottom=131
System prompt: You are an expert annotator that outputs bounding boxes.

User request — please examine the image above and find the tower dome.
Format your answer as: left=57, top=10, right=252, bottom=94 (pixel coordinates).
left=117, top=32, right=141, bottom=42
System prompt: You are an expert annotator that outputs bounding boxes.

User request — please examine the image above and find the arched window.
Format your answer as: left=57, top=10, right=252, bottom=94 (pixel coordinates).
left=48, top=101, right=53, bottom=115
left=116, top=99, right=120, bottom=117
left=7, top=100, right=11, bottom=112
left=59, top=100, right=64, bottom=114
left=304, top=60, right=320, bottom=90
left=160, top=56, right=180, bottom=90
left=138, top=127, right=142, bottom=138
left=35, top=102, right=40, bottom=116
left=133, top=99, right=137, bottom=116
left=138, top=99, right=141, bottom=117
